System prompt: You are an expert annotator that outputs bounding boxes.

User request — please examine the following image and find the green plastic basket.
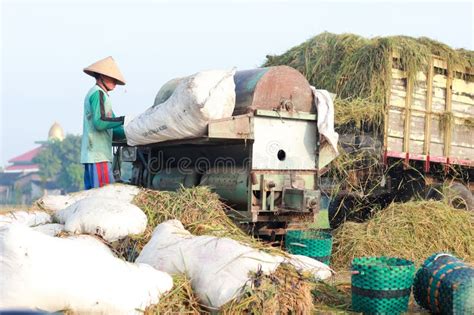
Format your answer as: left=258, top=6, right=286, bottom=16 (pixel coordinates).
left=285, top=229, right=332, bottom=265
left=351, top=256, right=415, bottom=314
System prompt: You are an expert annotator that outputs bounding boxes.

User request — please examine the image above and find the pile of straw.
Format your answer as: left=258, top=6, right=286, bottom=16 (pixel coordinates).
left=111, top=187, right=275, bottom=261
left=128, top=186, right=285, bottom=258
left=312, top=280, right=351, bottom=311
left=264, top=32, right=472, bottom=126
left=145, top=274, right=203, bottom=315
left=332, top=200, right=474, bottom=268
left=222, top=264, right=314, bottom=314
left=145, top=263, right=331, bottom=314
left=124, top=187, right=316, bottom=313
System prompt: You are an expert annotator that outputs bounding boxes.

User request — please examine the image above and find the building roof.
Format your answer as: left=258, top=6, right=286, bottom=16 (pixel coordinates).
left=8, top=146, right=43, bottom=164
left=4, top=164, right=40, bottom=173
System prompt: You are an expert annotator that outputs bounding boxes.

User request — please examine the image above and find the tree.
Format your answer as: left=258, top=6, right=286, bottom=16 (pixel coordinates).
left=34, top=134, right=83, bottom=192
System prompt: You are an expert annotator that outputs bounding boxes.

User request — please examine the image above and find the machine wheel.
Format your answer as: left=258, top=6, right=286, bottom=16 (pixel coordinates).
left=425, top=182, right=473, bottom=212
left=328, top=192, right=394, bottom=229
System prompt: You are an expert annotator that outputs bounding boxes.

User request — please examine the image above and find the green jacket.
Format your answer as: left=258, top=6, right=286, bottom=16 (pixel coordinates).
left=80, top=85, right=125, bottom=163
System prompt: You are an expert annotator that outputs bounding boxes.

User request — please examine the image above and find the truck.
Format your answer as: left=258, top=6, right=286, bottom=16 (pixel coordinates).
left=325, top=52, right=474, bottom=227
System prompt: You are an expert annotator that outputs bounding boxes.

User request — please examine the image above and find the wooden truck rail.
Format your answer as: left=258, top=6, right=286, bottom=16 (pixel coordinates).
left=384, top=53, right=474, bottom=171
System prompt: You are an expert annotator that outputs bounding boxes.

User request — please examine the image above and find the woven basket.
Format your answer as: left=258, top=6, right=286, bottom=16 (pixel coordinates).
left=285, top=229, right=332, bottom=265
left=351, top=256, right=415, bottom=314
left=413, top=253, right=474, bottom=314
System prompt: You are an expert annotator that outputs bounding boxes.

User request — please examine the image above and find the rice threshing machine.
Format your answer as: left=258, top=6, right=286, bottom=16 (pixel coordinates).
left=114, top=66, right=328, bottom=237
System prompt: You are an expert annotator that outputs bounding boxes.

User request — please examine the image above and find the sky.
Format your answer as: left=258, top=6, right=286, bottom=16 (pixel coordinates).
left=1, top=0, right=473, bottom=166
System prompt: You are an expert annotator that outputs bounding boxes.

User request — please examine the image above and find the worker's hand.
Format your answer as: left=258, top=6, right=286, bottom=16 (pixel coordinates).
left=112, top=126, right=126, bottom=142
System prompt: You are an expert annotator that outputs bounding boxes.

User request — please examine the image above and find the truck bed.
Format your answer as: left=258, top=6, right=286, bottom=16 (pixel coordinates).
left=385, top=54, right=474, bottom=167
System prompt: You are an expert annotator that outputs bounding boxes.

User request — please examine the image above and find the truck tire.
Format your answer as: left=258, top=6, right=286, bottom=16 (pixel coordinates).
left=328, top=196, right=349, bottom=229
left=396, top=171, right=426, bottom=202
left=328, top=195, right=383, bottom=229
left=425, top=183, right=473, bottom=212
left=424, top=183, right=444, bottom=200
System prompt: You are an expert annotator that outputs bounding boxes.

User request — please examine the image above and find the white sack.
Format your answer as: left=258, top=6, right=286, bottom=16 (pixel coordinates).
left=136, top=220, right=281, bottom=308
left=0, top=223, right=173, bottom=314
left=31, top=225, right=110, bottom=250
left=284, top=254, right=333, bottom=280
left=66, top=234, right=116, bottom=256
left=311, top=87, right=339, bottom=169
left=0, top=210, right=51, bottom=227
left=37, top=194, right=74, bottom=212
left=54, top=196, right=147, bottom=242
left=32, top=223, right=65, bottom=236
left=154, top=77, right=184, bottom=105
left=125, top=69, right=236, bottom=146
left=37, top=184, right=140, bottom=212
left=136, top=220, right=332, bottom=308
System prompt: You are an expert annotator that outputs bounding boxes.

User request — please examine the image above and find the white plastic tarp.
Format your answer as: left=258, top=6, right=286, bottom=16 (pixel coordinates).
left=311, top=87, right=339, bottom=169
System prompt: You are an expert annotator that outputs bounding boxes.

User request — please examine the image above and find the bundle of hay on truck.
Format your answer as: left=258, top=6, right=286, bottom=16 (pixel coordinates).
left=265, top=32, right=474, bottom=226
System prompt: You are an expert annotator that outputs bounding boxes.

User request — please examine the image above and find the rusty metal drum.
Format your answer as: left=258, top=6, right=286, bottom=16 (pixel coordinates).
left=153, top=66, right=314, bottom=115
left=233, top=66, right=314, bottom=115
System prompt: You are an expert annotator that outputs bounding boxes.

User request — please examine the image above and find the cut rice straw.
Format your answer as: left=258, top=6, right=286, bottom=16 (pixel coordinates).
left=221, top=264, right=314, bottom=315
left=145, top=274, right=204, bottom=315
left=128, top=186, right=287, bottom=260
left=128, top=187, right=318, bottom=314
left=332, top=200, right=474, bottom=268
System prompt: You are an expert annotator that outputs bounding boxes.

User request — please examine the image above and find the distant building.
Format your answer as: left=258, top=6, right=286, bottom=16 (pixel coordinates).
left=4, top=146, right=43, bottom=174
left=0, top=122, right=64, bottom=204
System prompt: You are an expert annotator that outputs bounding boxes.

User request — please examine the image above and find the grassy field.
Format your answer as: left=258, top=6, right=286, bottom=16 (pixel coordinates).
left=313, top=209, right=330, bottom=229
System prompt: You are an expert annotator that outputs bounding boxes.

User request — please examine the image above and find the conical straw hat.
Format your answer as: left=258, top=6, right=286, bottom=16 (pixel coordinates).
left=83, top=56, right=126, bottom=85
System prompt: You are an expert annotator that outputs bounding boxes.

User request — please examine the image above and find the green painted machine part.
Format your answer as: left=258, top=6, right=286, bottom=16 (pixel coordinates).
left=152, top=168, right=200, bottom=191
left=282, top=188, right=320, bottom=212
left=200, top=168, right=249, bottom=208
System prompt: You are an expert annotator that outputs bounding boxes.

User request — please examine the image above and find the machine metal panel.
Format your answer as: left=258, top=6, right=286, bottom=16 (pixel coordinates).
left=208, top=115, right=253, bottom=139
left=282, top=188, right=320, bottom=212
left=252, top=116, right=317, bottom=170
left=254, top=109, right=316, bottom=121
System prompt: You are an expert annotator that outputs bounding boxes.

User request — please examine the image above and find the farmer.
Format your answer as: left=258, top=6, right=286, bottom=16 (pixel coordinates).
left=81, top=56, right=126, bottom=190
